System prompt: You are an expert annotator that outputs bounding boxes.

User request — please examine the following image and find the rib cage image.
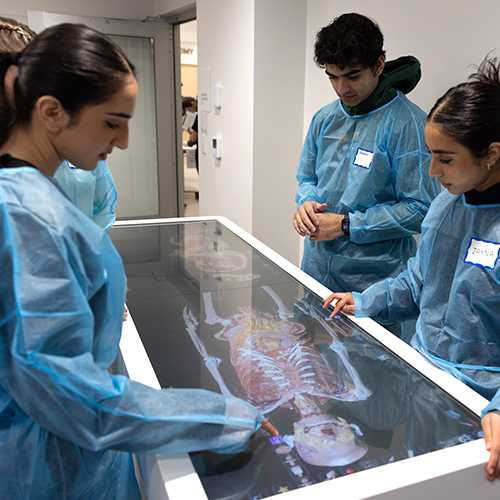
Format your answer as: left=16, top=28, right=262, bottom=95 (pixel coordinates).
left=183, top=286, right=372, bottom=466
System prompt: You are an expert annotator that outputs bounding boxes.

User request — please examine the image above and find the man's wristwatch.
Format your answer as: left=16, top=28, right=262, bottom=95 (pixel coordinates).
left=342, top=214, right=350, bottom=236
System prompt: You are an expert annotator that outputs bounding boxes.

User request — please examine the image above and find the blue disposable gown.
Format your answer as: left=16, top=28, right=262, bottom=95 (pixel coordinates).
left=353, top=189, right=500, bottom=417
left=0, top=166, right=264, bottom=500
left=54, top=160, right=117, bottom=232
left=296, top=91, right=440, bottom=293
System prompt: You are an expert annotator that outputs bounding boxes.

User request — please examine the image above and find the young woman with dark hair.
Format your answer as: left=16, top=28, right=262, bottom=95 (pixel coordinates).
left=0, top=17, right=119, bottom=231
left=0, top=23, right=274, bottom=500
left=324, top=57, right=500, bottom=482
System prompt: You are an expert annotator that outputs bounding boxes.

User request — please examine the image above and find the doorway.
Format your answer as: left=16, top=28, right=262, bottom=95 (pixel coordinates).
left=179, top=20, right=199, bottom=217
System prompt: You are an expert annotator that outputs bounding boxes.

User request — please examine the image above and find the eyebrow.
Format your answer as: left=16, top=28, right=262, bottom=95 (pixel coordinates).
left=426, top=145, right=457, bottom=155
left=106, top=112, right=133, bottom=119
left=324, top=68, right=362, bottom=78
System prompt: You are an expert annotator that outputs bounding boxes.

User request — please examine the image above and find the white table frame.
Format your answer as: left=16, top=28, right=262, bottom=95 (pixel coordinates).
left=115, top=216, right=500, bottom=500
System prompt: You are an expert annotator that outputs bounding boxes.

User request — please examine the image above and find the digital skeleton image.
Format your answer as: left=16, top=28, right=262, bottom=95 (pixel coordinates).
left=183, top=286, right=372, bottom=467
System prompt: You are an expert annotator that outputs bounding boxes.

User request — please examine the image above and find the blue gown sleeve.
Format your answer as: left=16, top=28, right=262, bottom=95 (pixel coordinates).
left=350, top=120, right=439, bottom=245
left=295, top=113, right=321, bottom=207
left=353, top=249, right=423, bottom=324
left=92, top=161, right=117, bottom=233
left=482, top=391, right=500, bottom=417
left=1, top=178, right=263, bottom=457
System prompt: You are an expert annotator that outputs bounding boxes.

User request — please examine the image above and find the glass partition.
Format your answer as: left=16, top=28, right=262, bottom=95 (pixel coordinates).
left=107, top=35, right=159, bottom=218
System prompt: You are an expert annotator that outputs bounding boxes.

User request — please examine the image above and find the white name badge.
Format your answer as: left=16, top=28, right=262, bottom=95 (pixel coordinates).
left=353, top=148, right=374, bottom=169
left=464, top=238, right=500, bottom=270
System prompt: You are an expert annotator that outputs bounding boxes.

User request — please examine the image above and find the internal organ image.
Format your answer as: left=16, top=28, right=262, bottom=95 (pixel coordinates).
left=171, top=233, right=249, bottom=273
left=183, top=286, right=372, bottom=466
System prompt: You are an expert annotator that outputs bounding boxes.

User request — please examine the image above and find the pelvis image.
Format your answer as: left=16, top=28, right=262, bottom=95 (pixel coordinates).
left=183, top=286, right=372, bottom=467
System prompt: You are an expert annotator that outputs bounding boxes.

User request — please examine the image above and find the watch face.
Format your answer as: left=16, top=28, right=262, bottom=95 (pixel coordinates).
left=342, top=216, right=350, bottom=235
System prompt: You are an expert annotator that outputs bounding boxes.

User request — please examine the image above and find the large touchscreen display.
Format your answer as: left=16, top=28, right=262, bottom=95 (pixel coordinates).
left=111, top=221, right=483, bottom=500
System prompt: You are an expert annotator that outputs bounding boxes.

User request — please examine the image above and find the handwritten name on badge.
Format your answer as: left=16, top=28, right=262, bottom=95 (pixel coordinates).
left=353, top=148, right=374, bottom=169
left=464, top=238, right=500, bottom=270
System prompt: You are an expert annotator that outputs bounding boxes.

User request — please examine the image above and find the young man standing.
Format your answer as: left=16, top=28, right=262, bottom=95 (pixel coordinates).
left=294, top=13, right=440, bottom=298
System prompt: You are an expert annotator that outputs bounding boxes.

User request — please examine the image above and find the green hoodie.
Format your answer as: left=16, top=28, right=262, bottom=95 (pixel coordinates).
left=342, top=55, right=422, bottom=117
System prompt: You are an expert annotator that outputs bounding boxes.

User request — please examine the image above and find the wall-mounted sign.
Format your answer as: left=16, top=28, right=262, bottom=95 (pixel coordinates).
left=199, top=68, right=210, bottom=113
left=181, top=42, right=197, bottom=65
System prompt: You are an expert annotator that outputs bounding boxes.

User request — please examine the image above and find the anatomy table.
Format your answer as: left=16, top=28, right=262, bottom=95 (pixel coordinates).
left=109, top=217, right=500, bottom=500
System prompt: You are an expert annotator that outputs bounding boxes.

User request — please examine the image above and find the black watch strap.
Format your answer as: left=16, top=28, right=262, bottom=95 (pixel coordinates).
left=342, top=214, right=350, bottom=236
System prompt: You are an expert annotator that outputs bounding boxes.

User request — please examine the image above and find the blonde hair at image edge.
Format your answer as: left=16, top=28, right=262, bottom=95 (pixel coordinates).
left=0, top=16, right=36, bottom=52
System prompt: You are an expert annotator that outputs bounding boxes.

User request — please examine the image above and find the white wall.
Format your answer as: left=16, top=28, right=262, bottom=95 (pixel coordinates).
left=197, top=0, right=256, bottom=231
left=2, top=0, right=155, bottom=21
left=304, top=0, right=500, bottom=123
left=252, top=0, right=307, bottom=264
left=196, top=0, right=307, bottom=265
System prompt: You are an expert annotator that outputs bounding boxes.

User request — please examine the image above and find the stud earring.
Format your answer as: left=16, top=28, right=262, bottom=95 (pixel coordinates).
left=487, top=163, right=492, bottom=171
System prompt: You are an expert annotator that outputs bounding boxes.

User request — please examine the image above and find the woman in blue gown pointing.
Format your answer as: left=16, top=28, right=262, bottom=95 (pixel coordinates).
left=0, top=23, right=274, bottom=499
left=324, top=57, right=500, bottom=482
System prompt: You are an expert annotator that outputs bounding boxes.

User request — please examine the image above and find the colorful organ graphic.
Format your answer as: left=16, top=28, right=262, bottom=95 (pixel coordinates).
left=183, top=286, right=372, bottom=467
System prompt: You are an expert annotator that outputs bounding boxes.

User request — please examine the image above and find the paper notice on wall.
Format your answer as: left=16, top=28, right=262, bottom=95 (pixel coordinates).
left=199, top=68, right=211, bottom=113
left=200, top=111, right=208, bottom=135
